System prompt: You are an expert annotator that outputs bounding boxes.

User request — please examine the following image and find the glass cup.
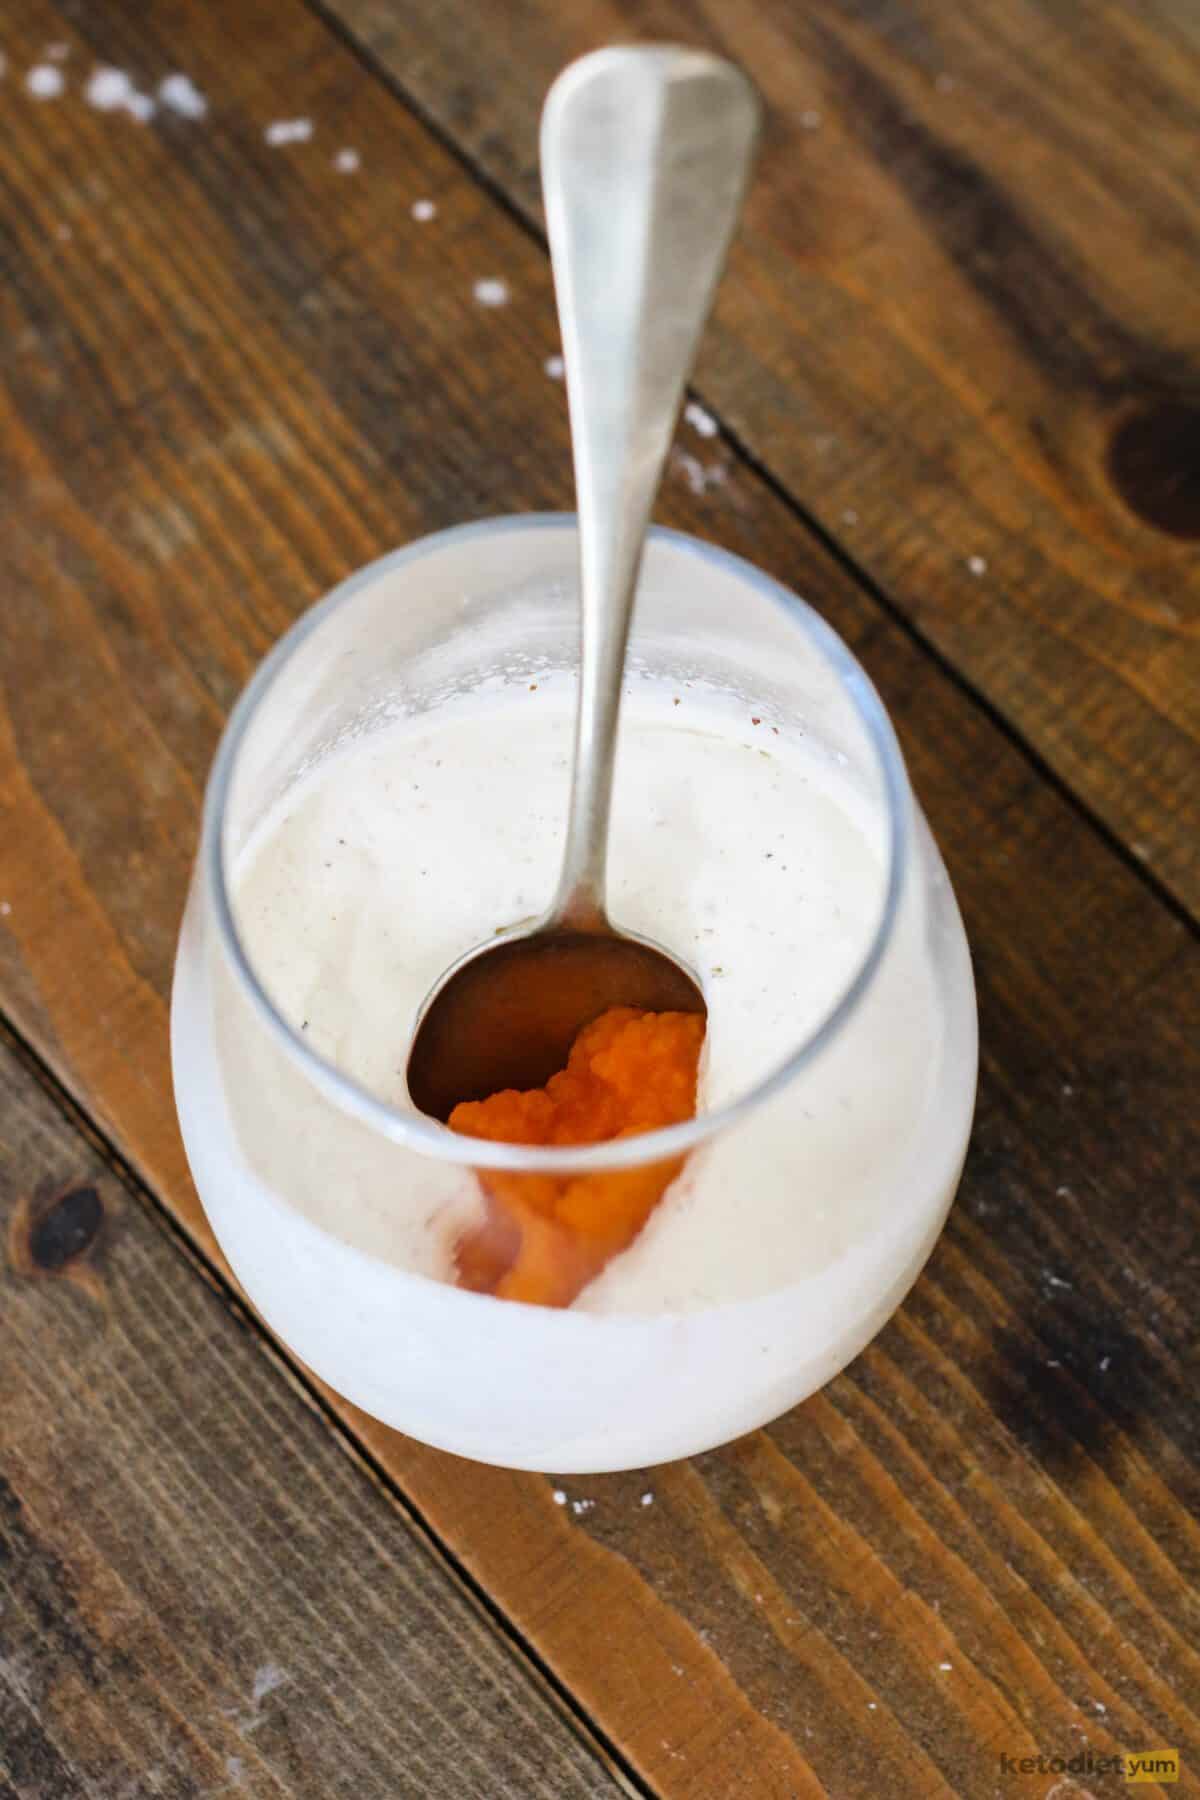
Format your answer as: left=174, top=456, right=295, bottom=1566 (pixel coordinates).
left=171, top=516, right=977, bottom=1471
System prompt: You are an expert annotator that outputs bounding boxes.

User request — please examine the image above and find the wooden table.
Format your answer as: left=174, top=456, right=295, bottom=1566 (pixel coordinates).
left=2, top=1, right=1197, bottom=1794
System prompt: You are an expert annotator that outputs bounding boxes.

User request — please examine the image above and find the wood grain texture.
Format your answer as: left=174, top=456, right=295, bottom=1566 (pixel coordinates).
left=0, top=1, right=1196, bottom=1796
left=0, top=1031, right=624, bottom=1800
left=322, top=0, right=1200, bottom=915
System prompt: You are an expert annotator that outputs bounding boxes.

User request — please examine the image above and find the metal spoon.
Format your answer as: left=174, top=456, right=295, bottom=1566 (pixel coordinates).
left=407, top=46, right=761, bottom=1120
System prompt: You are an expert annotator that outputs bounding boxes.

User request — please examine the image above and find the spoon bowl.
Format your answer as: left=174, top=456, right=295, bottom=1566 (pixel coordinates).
left=406, top=926, right=704, bottom=1120
left=406, top=47, right=759, bottom=1120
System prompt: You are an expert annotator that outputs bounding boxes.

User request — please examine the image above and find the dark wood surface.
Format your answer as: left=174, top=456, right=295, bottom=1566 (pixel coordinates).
left=0, top=0, right=1196, bottom=1796
left=328, top=0, right=1200, bottom=917
left=0, top=1026, right=624, bottom=1800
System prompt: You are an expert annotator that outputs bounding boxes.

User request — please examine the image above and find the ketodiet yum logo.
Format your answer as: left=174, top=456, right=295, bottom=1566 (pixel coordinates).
left=998, top=1748, right=1179, bottom=1783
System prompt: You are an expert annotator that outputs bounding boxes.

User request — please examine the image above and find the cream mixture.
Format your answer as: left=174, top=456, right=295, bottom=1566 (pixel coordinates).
left=227, top=678, right=943, bottom=1313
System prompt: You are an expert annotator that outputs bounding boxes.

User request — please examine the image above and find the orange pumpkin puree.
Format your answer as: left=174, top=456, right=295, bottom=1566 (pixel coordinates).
left=448, top=1007, right=705, bottom=1307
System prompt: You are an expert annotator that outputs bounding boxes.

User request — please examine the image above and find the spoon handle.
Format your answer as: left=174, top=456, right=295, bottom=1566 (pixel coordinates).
left=541, top=47, right=760, bottom=930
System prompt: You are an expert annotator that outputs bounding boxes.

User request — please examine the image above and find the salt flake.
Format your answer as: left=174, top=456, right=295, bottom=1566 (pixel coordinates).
left=473, top=277, right=509, bottom=307
left=334, top=148, right=360, bottom=174
left=251, top=1663, right=287, bottom=1703
left=158, top=73, right=207, bottom=120
left=684, top=400, right=718, bottom=438
left=85, top=66, right=154, bottom=121
left=552, top=1489, right=567, bottom=1505
left=673, top=449, right=726, bottom=496
left=265, top=118, right=313, bottom=146
left=27, top=65, right=65, bottom=100
left=966, top=554, right=987, bottom=576
left=411, top=198, right=436, bottom=221
left=544, top=353, right=565, bottom=379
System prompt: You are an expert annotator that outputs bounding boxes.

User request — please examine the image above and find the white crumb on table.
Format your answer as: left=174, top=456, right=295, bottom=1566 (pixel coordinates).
left=842, top=507, right=859, bottom=525
left=672, top=448, right=727, bottom=496
left=333, top=147, right=360, bottom=173
left=966, top=553, right=988, bottom=576
left=640, top=1491, right=654, bottom=1506
left=26, top=65, right=65, bottom=99
left=158, top=72, right=207, bottom=119
left=85, top=67, right=155, bottom=121
left=0, top=902, right=11, bottom=917
left=85, top=66, right=129, bottom=111
left=411, top=198, right=436, bottom=221
left=938, top=1661, right=952, bottom=1672
left=570, top=1497, right=594, bottom=1515
left=543, top=353, right=564, bottom=379
left=675, top=451, right=706, bottom=493
left=552, top=1488, right=567, bottom=1505
left=473, top=277, right=509, bottom=307
left=684, top=399, right=718, bottom=437
left=265, top=118, right=313, bottom=146
left=251, top=1662, right=288, bottom=1704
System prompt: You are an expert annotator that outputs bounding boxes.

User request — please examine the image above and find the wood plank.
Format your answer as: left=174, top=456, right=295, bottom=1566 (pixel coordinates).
left=0, top=3, right=1197, bottom=1796
left=0, top=1028, right=626, bottom=1800
left=320, top=0, right=1200, bottom=915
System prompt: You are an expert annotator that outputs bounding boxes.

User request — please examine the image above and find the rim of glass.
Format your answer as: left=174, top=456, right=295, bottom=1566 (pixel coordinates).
left=203, top=513, right=912, bottom=1173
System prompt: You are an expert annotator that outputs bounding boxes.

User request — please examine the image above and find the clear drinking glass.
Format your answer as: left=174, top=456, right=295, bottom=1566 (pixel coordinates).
left=171, top=516, right=977, bottom=1471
